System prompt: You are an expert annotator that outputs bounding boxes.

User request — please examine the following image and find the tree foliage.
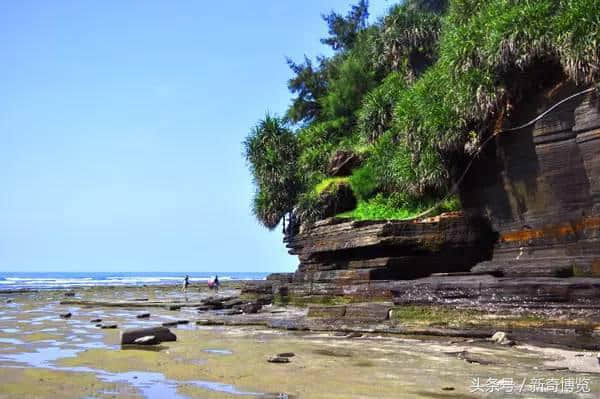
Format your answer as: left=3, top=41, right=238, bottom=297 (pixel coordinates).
left=243, top=115, right=300, bottom=229
left=286, top=56, right=328, bottom=124
left=321, top=0, right=370, bottom=51
left=245, top=0, right=600, bottom=228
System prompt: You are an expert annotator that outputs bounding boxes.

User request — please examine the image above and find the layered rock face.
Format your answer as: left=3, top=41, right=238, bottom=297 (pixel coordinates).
left=277, top=213, right=495, bottom=301
left=260, top=81, right=600, bottom=314
left=461, top=82, right=600, bottom=278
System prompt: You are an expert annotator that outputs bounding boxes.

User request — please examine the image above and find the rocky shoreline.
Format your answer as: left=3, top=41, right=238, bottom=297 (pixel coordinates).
left=1, top=284, right=600, bottom=398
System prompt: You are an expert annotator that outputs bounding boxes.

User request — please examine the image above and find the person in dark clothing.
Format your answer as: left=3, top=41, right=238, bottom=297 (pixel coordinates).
left=182, top=275, right=190, bottom=293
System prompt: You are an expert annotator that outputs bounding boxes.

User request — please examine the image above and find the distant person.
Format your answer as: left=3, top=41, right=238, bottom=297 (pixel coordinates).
left=208, top=275, right=220, bottom=291
left=182, top=275, right=190, bottom=293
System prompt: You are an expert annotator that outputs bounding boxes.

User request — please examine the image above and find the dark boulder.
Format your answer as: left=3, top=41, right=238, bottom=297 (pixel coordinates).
left=267, top=356, right=290, bottom=363
left=319, top=182, right=356, bottom=218
left=242, top=302, right=262, bottom=314
left=133, top=335, right=159, bottom=345
left=121, top=326, right=176, bottom=345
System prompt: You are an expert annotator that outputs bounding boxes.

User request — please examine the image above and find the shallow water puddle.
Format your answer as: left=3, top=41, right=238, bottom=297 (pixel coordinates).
left=203, top=348, right=233, bottom=355
left=0, top=342, right=267, bottom=398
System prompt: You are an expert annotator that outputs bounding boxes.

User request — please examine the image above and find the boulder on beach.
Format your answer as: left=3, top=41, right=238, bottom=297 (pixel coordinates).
left=490, top=331, right=514, bottom=346
left=60, top=312, right=72, bottom=319
left=133, top=335, right=159, bottom=345
left=267, top=356, right=290, bottom=363
left=101, top=324, right=118, bottom=329
left=136, top=313, right=151, bottom=319
left=64, top=292, right=76, bottom=297
left=90, top=318, right=102, bottom=323
left=242, top=302, right=262, bottom=314
left=121, top=326, right=177, bottom=345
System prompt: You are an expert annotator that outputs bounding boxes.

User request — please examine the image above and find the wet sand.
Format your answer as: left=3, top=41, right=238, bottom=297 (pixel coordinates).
left=0, top=285, right=599, bottom=398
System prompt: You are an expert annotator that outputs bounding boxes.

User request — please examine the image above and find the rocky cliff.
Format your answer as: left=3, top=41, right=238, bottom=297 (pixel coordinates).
left=254, top=81, right=600, bottom=320
left=462, top=81, right=600, bottom=279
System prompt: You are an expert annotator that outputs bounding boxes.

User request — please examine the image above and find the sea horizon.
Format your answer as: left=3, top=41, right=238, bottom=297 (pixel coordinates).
left=0, top=271, right=269, bottom=291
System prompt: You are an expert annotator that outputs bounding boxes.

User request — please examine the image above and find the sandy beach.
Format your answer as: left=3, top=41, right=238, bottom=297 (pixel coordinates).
left=0, top=283, right=598, bottom=399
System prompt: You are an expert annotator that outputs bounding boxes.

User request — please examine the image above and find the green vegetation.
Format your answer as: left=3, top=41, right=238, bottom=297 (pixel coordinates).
left=244, top=0, right=600, bottom=230
left=388, top=305, right=598, bottom=330
left=314, top=177, right=350, bottom=195
left=338, top=194, right=460, bottom=221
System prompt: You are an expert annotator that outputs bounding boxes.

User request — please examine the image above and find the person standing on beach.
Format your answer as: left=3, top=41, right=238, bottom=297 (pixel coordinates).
left=182, top=275, right=190, bottom=293
left=214, top=275, right=220, bottom=292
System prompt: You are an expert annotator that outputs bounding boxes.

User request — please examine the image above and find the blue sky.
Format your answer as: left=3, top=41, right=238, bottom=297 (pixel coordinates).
left=0, top=1, right=394, bottom=272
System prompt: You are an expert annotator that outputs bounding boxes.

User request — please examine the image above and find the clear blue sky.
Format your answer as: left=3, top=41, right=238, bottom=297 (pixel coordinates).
left=0, top=1, right=394, bottom=272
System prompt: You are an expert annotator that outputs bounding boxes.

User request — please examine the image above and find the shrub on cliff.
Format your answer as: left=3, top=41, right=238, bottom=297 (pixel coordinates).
left=243, top=115, right=300, bottom=229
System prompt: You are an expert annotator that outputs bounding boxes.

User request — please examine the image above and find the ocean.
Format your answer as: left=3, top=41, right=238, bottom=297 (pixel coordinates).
left=0, top=271, right=268, bottom=291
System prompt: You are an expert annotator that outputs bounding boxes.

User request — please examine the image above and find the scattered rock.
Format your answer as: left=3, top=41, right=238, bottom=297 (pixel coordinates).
left=177, top=320, right=189, bottom=325
left=60, top=312, right=72, bottom=319
left=223, top=309, right=242, bottom=316
left=162, top=321, right=179, bottom=327
left=242, top=302, right=262, bottom=314
left=490, top=331, right=514, bottom=345
left=132, top=298, right=148, bottom=302
left=136, top=313, right=151, bottom=319
left=277, top=352, right=295, bottom=358
left=133, top=336, right=159, bottom=345
left=5, top=299, right=13, bottom=304
left=196, top=319, right=225, bottom=326
left=121, top=326, right=177, bottom=345
left=222, top=298, right=243, bottom=309
left=64, top=292, right=76, bottom=297
left=95, top=323, right=102, bottom=327
left=101, top=324, right=118, bottom=329
left=442, top=387, right=455, bottom=391
left=90, top=318, right=102, bottom=323
left=167, top=305, right=181, bottom=311
left=346, top=332, right=363, bottom=338
left=267, top=356, right=290, bottom=364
